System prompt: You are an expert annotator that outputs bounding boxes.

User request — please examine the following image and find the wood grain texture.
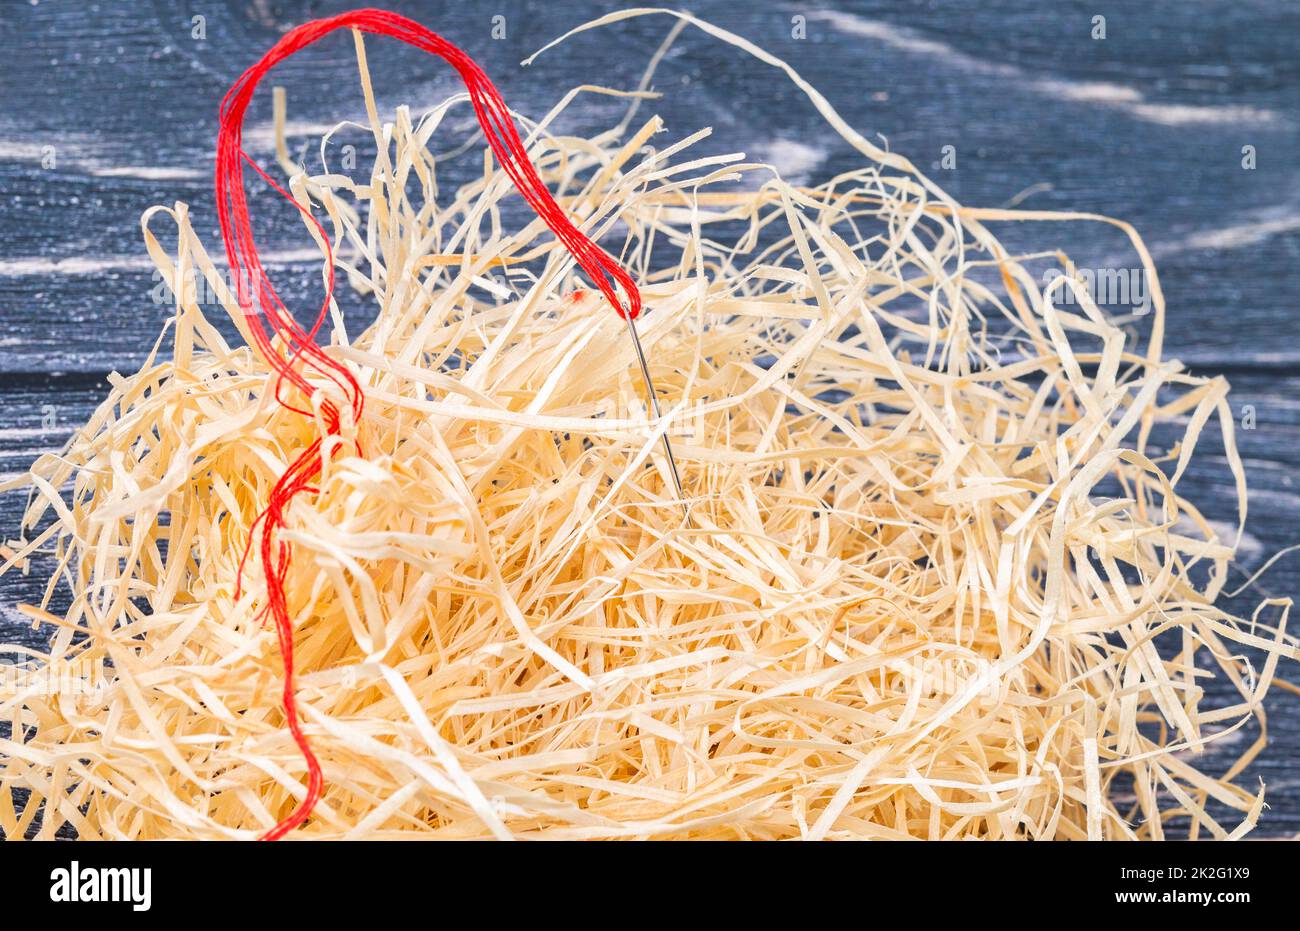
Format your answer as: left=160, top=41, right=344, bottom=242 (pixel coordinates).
left=1, top=0, right=1297, bottom=836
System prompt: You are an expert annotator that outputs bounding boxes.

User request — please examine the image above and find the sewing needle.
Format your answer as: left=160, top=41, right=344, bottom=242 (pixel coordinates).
left=622, top=309, right=690, bottom=522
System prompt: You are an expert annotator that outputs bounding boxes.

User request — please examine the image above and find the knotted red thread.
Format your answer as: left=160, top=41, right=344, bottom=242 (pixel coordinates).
left=216, top=8, right=643, bottom=839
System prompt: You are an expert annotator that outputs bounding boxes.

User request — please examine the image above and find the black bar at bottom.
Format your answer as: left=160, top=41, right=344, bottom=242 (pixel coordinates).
left=0, top=839, right=1283, bottom=917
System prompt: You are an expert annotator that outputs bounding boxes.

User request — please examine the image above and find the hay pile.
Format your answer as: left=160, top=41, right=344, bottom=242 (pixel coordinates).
left=1, top=11, right=1295, bottom=839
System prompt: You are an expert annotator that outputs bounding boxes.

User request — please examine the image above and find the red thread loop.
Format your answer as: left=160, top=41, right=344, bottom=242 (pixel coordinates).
left=216, top=8, right=642, bottom=840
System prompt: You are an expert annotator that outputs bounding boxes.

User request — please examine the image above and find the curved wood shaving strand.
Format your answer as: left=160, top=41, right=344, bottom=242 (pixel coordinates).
left=1, top=22, right=1295, bottom=840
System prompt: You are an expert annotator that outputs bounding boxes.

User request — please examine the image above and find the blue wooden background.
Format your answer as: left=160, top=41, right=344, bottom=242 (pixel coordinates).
left=1, top=0, right=1297, bottom=836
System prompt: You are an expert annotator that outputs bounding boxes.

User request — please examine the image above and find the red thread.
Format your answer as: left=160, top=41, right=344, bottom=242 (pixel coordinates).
left=216, top=8, right=642, bottom=839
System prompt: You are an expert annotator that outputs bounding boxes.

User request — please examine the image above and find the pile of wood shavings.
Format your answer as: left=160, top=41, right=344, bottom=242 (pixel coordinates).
left=1, top=13, right=1296, bottom=840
